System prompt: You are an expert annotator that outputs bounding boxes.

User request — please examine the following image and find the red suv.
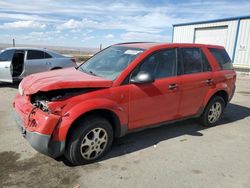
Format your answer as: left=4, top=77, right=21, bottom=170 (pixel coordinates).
left=13, top=43, right=236, bottom=165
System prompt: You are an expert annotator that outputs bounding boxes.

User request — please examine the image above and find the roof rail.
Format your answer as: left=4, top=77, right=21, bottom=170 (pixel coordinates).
left=115, top=42, right=156, bottom=45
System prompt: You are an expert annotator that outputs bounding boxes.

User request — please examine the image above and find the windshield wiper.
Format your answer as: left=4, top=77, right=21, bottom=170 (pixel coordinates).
left=79, top=67, right=97, bottom=76
left=88, top=70, right=97, bottom=76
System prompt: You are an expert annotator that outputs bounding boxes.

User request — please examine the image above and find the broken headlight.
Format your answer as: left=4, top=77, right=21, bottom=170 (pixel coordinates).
left=34, top=100, right=50, bottom=113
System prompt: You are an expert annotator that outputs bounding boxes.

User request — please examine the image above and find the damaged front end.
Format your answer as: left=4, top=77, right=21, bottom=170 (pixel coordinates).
left=30, top=88, right=95, bottom=114
left=14, top=88, right=97, bottom=158
left=14, top=68, right=113, bottom=158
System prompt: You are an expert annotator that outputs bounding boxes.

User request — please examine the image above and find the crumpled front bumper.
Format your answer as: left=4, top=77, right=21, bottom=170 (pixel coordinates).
left=13, top=94, right=65, bottom=158
left=13, top=110, right=65, bottom=158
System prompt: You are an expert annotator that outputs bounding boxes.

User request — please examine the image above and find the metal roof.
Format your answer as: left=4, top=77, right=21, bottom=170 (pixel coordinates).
left=173, top=15, right=250, bottom=27
left=4, top=47, right=48, bottom=51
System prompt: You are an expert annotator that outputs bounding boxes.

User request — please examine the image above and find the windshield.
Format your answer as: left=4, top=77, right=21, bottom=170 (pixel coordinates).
left=78, top=46, right=144, bottom=80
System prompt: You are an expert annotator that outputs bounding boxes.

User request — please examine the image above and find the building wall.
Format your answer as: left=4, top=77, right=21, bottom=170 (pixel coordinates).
left=234, top=19, right=250, bottom=66
left=173, top=20, right=240, bottom=63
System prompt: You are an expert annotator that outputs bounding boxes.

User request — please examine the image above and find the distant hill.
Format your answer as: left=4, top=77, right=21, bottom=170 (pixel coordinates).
left=0, top=43, right=99, bottom=56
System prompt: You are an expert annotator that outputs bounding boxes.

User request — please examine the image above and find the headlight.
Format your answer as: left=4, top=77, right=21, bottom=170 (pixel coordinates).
left=35, top=100, right=50, bottom=112
left=18, top=84, right=24, bottom=96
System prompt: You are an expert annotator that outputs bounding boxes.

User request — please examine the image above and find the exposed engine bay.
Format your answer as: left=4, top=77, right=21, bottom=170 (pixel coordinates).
left=31, top=88, right=96, bottom=113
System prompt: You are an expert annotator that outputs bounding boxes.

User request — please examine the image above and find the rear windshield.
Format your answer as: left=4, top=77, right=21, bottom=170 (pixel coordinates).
left=209, top=48, right=233, bottom=70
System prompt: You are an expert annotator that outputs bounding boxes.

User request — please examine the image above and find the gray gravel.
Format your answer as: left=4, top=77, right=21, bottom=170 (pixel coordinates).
left=0, top=74, right=250, bottom=188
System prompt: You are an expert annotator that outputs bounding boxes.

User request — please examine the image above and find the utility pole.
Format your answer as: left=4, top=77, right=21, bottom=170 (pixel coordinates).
left=12, top=38, right=15, bottom=47
left=100, top=43, right=102, bottom=51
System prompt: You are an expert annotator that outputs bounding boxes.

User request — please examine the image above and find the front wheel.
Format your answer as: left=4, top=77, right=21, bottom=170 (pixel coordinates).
left=65, top=116, right=113, bottom=165
left=199, top=96, right=226, bottom=127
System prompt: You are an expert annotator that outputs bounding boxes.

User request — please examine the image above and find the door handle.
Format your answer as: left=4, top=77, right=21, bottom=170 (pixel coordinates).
left=205, top=79, right=213, bottom=84
left=168, top=83, right=178, bottom=90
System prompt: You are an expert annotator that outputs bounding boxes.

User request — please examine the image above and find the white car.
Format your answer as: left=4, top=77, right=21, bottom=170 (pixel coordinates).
left=0, top=47, right=77, bottom=83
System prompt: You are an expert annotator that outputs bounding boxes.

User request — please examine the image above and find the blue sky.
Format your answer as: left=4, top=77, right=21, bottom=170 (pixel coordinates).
left=0, top=0, right=249, bottom=48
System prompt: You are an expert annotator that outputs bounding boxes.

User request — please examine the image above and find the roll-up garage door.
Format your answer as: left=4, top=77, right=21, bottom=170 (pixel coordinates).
left=194, top=26, right=228, bottom=47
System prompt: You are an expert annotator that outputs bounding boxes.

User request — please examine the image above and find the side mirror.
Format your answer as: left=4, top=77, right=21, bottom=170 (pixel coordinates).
left=130, top=71, right=155, bottom=84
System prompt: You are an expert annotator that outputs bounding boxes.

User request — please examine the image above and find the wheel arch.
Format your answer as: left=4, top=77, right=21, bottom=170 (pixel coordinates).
left=66, top=108, right=122, bottom=141
left=204, top=89, right=229, bottom=109
left=55, top=97, right=128, bottom=143
left=213, top=90, right=228, bottom=104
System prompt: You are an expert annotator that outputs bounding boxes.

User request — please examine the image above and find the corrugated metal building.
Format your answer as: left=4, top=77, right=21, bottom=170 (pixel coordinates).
left=172, top=16, right=250, bottom=70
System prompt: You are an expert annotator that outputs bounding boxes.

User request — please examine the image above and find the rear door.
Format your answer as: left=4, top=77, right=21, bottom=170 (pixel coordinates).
left=178, top=47, right=213, bottom=117
left=0, top=49, right=15, bottom=82
left=24, top=50, right=49, bottom=75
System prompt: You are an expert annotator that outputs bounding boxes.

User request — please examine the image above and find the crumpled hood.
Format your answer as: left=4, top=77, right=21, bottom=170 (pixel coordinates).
left=20, top=67, right=113, bottom=95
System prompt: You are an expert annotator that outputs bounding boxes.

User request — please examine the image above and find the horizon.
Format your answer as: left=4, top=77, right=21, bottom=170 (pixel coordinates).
left=0, top=0, right=250, bottom=48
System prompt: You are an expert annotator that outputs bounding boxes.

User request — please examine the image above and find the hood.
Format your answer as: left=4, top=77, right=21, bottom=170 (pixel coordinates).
left=20, top=67, right=113, bottom=95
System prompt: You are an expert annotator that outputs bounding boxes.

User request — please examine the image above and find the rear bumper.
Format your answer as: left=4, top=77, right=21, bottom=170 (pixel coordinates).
left=229, top=85, right=236, bottom=102
left=13, top=98, right=65, bottom=158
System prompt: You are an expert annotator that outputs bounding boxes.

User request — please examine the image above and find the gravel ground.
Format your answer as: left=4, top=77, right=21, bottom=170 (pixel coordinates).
left=0, top=74, right=250, bottom=188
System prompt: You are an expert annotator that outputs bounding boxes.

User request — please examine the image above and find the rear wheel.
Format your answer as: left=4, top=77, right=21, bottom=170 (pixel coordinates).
left=65, top=115, right=113, bottom=165
left=199, top=96, right=226, bottom=127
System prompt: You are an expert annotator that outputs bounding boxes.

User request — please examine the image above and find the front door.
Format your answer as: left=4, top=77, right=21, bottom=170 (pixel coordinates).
left=128, top=48, right=181, bottom=129
left=0, top=49, right=15, bottom=83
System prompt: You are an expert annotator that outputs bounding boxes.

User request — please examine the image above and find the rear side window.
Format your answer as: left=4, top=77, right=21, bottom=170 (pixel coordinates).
left=209, top=48, right=233, bottom=70
left=135, top=48, right=177, bottom=79
left=27, top=50, right=45, bottom=60
left=44, top=52, right=52, bottom=59
left=0, top=49, right=15, bottom=61
left=180, top=48, right=211, bottom=74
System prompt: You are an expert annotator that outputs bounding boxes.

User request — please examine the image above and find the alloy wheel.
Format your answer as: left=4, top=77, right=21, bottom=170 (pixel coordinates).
left=208, top=102, right=222, bottom=124
left=80, top=127, right=108, bottom=160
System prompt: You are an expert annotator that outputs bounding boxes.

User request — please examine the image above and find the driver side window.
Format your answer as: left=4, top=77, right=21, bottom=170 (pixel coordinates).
left=134, top=48, right=177, bottom=79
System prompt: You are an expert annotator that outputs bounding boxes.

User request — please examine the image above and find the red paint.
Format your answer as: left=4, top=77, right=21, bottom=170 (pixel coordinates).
left=20, top=67, right=113, bottom=95
left=13, top=43, right=236, bottom=143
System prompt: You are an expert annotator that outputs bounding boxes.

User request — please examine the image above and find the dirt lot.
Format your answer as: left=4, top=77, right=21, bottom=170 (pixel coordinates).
left=0, top=74, right=250, bottom=188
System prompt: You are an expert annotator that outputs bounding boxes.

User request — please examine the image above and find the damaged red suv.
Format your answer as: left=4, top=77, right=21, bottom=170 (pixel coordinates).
left=13, top=42, right=236, bottom=165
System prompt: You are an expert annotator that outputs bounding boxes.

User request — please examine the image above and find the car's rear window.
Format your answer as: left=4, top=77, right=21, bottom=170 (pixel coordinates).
left=209, top=48, right=233, bottom=70
left=27, top=50, right=45, bottom=60
left=44, top=52, right=52, bottom=59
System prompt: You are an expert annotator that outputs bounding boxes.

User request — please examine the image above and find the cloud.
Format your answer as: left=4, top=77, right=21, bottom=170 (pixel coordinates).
left=121, top=32, right=169, bottom=42
left=55, top=10, right=194, bottom=34
left=56, top=18, right=99, bottom=30
left=0, top=20, right=46, bottom=29
left=56, top=19, right=82, bottom=30
left=105, top=34, right=114, bottom=39
left=70, top=29, right=81, bottom=33
left=1, top=0, right=250, bottom=47
left=82, top=36, right=95, bottom=42
left=0, top=12, right=60, bottom=22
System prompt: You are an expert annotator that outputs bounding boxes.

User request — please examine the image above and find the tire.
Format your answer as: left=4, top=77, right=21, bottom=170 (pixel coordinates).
left=64, top=115, right=113, bottom=165
left=199, top=95, right=226, bottom=127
